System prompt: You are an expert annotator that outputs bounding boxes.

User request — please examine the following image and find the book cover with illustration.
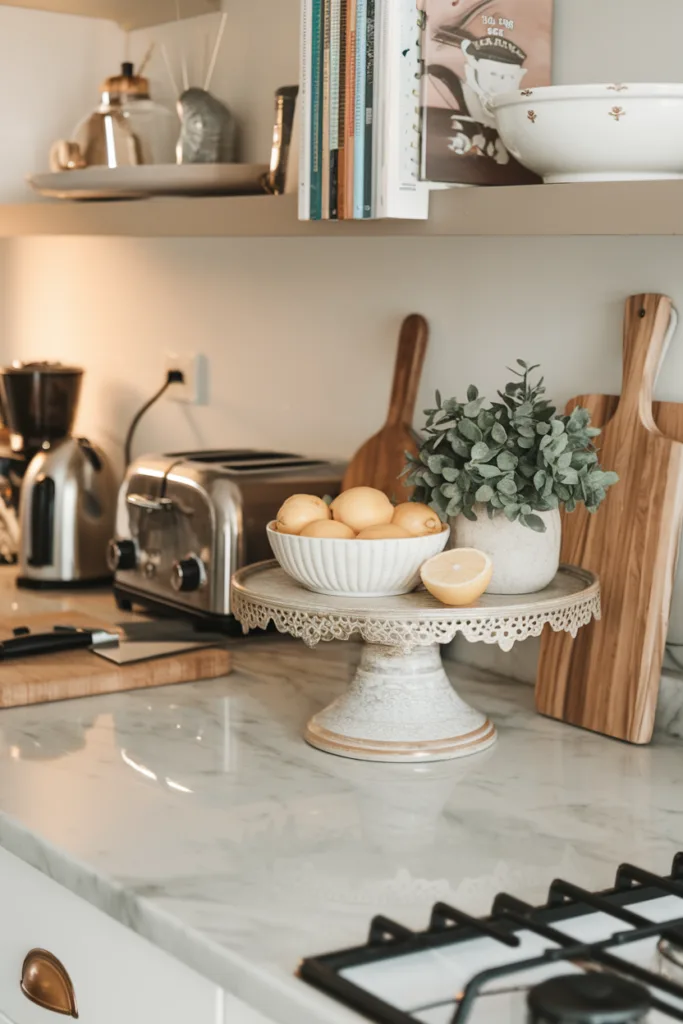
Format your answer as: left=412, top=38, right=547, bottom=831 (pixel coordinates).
left=420, top=0, right=553, bottom=185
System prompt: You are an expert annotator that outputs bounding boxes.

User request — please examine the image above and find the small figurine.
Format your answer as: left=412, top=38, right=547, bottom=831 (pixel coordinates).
left=177, top=87, right=237, bottom=164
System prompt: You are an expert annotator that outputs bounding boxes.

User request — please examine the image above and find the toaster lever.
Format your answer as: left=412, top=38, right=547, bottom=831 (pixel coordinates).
left=126, top=494, right=174, bottom=513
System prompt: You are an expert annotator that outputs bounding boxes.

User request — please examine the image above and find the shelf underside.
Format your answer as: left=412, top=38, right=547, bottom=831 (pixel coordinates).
left=2, top=0, right=220, bottom=30
left=1, top=181, right=682, bottom=238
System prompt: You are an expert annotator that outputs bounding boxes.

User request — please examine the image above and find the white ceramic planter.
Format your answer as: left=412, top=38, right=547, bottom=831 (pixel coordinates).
left=451, top=507, right=561, bottom=595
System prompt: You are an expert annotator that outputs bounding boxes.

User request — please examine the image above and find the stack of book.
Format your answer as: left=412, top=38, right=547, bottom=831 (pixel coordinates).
left=299, top=0, right=430, bottom=221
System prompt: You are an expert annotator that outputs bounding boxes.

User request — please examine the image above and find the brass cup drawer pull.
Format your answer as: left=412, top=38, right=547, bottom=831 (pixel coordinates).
left=21, top=949, right=78, bottom=1018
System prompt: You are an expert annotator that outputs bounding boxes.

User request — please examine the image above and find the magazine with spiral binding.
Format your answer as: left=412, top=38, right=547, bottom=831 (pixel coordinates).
left=375, top=0, right=429, bottom=219
left=419, top=0, right=553, bottom=186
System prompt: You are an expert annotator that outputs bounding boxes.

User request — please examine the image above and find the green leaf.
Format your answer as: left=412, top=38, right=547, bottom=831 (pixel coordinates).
left=551, top=419, right=565, bottom=437
left=497, top=451, right=518, bottom=472
left=458, top=418, right=483, bottom=443
left=464, top=398, right=484, bottom=418
left=557, top=452, right=572, bottom=470
left=446, top=498, right=462, bottom=517
left=461, top=506, right=478, bottom=522
left=491, top=423, right=507, bottom=444
left=602, top=471, right=620, bottom=487
left=490, top=494, right=504, bottom=509
left=467, top=385, right=479, bottom=402
left=475, top=485, right=495, bottom=503
left=516, top=402, right=534, bottom=418
left=517, top=423, right=536, bottom=439
left=534, top=470, right=547, bottom=491
left=536, top=421, right=551, bottom=436
left=478, top=464, right=503, bottom=479
left=471, top=442, right=490, bottom=462
left=477, top=410, right=495, bottom=431
left=435, top=390, right=442, bottom=408
left=549, top=434, right=569, bottom=457
left=504, top=505, right=521, bottom=522
left=442, top=466, right=460, bottom=483
left=560, top=468, right=579, bottom=485
left=497, top=476, right=518, bottom=497
left=517, top=359, right=529, bottom=369
left=522, top=513, right=547, bottom=533
left=440, top=483, right=461, bottom=499
left=447, top=432, right=471, bottom=459
left=518, top=437, right=536, bottom=450
left=539, top=434, right=553, bottom=451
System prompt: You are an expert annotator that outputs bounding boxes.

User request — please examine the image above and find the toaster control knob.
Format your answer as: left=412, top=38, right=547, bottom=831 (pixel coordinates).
left=108, top=539, right=136, bottom=572
left=171, top=556, right=204, bottom=593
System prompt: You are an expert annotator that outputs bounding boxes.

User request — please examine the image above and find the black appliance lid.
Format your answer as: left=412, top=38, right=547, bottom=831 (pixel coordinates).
left=0, top=362, right=84, bottom=376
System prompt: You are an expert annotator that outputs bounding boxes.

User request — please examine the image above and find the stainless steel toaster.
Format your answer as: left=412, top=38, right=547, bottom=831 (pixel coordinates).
left=109, top=449, right=345, bottom=628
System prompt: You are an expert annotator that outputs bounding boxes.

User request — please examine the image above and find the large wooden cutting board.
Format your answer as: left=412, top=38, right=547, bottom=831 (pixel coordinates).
left=342, top=314, right=429, bottom=500
left=0, top=612, right=232, bottom=709
left=536, top=294, right=683, bottom=744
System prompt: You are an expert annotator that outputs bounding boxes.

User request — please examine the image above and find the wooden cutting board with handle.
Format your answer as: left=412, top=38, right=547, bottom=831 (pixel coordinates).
left=0, top=611, right=232, bottom=709
left=536, top=293, right=683, bottom=744
left=343, top=314, right=429, bottom=499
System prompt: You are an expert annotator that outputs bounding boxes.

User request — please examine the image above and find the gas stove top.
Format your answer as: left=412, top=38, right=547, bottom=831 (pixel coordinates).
left=300, top=853, right=683, bottom=1024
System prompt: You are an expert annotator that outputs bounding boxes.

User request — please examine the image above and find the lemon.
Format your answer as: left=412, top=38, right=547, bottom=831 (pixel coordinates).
left=300, top=520, right=355, bottom=539
left=420, top=548, right=493, bottom=607
left=392, top=502, right=444, bottom=537
left=356, top=524, right=412, bottom=540
left=276, top=494, right=330, bottom=535
left=331, top=487, right=394, bottom=533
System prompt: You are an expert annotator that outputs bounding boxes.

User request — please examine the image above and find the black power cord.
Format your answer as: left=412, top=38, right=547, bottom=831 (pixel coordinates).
left=124, top=369, right=185, bottom=468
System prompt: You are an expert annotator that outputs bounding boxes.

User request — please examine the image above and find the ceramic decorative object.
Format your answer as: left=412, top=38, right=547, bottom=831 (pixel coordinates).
left=452, top=506, right=561, bottom=595
left=232, top=561, right=600, bottom=763
left=266, top=523, right=450, bottom=598
left=176, top=88, right=238, bottom=165
left=492, top=84, right=683, bottom=183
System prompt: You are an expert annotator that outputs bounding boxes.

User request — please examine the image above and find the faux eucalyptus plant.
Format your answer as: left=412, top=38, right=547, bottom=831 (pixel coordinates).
left=405, top=361, right=619, bottom=533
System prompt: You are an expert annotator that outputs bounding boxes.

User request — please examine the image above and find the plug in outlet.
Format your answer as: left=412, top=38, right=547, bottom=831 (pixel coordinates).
left=164, top=353, right=206, bottom=405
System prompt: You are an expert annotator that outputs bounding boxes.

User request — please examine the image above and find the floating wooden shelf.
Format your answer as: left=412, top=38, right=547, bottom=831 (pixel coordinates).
left=2, top=0, right=219, bottom=30
left=1, top=180, right=682, bottom=238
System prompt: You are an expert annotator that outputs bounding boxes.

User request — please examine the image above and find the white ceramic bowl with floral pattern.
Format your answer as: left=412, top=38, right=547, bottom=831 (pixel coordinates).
left=492, top=84, right=683, bottom=183
left=266, top=522, right=450, bottom=598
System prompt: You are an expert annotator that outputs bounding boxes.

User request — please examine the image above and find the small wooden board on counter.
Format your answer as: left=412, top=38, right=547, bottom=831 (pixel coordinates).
left=0, top=612, right=232, bottom=709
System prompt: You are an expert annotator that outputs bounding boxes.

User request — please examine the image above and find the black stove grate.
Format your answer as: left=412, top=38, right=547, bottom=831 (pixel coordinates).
left=299, top=852, right=683, bottom=1024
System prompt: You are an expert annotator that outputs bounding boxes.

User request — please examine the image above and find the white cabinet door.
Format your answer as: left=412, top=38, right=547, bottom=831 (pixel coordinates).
left=0, top=846, right=222, bottom=1024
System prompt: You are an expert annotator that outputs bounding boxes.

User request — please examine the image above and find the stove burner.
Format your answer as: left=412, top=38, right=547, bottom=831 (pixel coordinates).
left=527, top=974, right=652, bottom=1024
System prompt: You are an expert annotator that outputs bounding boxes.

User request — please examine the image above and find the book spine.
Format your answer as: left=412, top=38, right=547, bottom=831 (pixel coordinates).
left=299, top=0, right=312, bottom=220
left=321, top=0, right=331, bottom=219
left=337, top=0, right=348, bottom=218
left=329, top=0, right=341, bottom=219
left=353, top=0, right=367, bottom=219
left=343, top=0, right=357, bottom=220
left=362, top=0, right=375, bottom=218
left=309, top=0, right=324, bottom=220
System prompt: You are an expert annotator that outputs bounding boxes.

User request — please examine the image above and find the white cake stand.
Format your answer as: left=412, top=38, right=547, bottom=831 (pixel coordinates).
left=232, top=562, right=600, bottom=764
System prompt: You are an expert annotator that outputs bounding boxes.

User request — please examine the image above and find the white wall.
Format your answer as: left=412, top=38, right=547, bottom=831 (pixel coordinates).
left=4, top=0, right=683, bottom=676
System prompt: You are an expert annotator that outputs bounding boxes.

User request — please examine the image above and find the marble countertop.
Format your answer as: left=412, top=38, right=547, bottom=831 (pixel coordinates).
left=0, top=572, right=681, bottom=1024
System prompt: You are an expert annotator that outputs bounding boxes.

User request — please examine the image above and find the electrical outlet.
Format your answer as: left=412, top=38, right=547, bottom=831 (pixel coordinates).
left=164, top=353, right=206, bottom=405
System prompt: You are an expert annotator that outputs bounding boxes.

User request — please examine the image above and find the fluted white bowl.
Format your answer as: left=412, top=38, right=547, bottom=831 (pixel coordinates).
left=266, top=522, right=450, bottom=597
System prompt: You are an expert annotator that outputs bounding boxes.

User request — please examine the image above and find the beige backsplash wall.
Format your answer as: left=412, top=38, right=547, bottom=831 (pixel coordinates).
left=5, top=0, right=683, bottom=678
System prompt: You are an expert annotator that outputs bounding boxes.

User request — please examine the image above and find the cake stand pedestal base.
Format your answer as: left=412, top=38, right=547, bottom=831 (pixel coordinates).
left=305, top=643, right=496, bottom=763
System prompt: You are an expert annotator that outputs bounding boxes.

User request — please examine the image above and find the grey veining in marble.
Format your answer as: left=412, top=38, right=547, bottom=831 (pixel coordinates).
left=0, top=573, right=681, bottom=1024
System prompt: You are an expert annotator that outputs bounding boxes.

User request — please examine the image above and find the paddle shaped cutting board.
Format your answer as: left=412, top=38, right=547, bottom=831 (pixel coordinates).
left=342, top=314, right=429, bottom=499
left=536, top=294, right=683, bottom=744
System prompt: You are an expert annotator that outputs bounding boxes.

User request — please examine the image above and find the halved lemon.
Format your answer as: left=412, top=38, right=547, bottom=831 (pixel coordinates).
left=420, top=548, right=493, bottom=607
